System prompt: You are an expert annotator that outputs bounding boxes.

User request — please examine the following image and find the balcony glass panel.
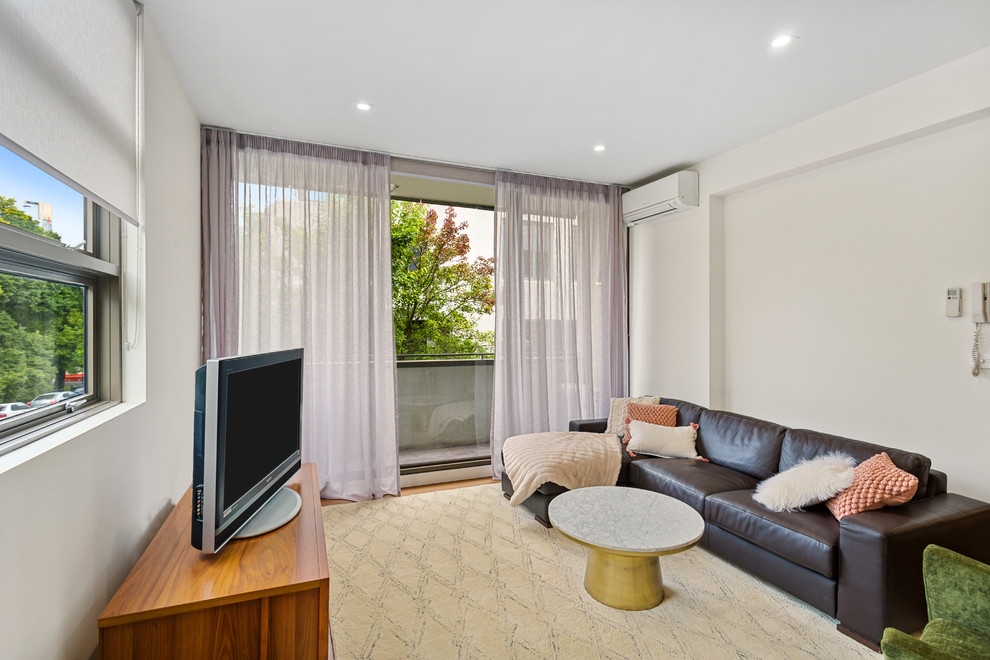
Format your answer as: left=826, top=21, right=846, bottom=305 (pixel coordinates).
left=397, top=357, right=492, bottom=469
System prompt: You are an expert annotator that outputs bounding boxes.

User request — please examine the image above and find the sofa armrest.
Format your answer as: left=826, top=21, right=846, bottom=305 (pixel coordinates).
left=880, top=628, right=955, bottom=660
left=836, top=493, right=990, bottom=647
left=569, top=418, right=607, bottom=433
left=926, top=469, right=948, bottom=497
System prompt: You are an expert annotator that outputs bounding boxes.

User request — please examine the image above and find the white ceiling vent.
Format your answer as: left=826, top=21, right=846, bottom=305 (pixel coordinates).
left=622, top=171, right=699, bottom=226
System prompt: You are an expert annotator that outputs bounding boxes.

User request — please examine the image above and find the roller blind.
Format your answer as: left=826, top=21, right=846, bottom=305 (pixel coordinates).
left=0, top=0, right=138, bottom=224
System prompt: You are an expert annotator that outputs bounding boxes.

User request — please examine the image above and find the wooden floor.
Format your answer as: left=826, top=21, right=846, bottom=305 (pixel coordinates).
left=321, top=477, right=494, bottom=507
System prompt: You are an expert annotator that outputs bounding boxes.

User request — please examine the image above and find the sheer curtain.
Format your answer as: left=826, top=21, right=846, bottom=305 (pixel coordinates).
left=201, top=128, right=399, bottom=500
left=490, top=171, right=627, bottom=478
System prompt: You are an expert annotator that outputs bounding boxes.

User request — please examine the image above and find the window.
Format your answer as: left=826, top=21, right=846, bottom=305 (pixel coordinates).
left=391, top=198, right=495, bottom=471
left=0, top=143, right=122, bottom=455
left=387, top=162, right=498, bottom=473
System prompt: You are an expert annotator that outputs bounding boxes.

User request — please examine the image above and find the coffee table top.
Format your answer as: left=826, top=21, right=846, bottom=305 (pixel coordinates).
left=548, top=486, right=704, bottom=555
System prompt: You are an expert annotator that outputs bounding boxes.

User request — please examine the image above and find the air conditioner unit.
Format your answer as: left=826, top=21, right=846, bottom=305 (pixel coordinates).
left=622, top=171, right=699, bottom=226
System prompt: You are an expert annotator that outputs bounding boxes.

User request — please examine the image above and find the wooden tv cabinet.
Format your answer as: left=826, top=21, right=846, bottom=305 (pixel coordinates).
left=98, top=463, right=331, bottom=659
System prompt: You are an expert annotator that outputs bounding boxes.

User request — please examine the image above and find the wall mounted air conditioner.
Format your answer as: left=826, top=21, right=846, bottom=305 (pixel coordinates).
left=622, top=171, right=699, bottom=226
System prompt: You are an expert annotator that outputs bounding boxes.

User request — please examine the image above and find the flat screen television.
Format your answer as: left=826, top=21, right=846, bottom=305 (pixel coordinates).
left=191, top=348, right=304, bottom=553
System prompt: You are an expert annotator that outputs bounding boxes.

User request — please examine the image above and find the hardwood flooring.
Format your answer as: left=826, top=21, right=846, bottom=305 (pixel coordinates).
left=321, top=477, right=494, bottom=507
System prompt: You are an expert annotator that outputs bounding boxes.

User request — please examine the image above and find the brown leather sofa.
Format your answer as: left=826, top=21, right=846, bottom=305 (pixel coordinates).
left=500, top=397, right=990, bottom=649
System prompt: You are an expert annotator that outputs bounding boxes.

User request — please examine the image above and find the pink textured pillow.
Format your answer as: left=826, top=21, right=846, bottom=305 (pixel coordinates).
left=623, top=403, right=678, bottom=446
left=825, top=452, right=919, bottom=520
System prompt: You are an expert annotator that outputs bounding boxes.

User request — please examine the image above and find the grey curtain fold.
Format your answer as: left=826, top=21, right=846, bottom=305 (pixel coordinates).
left=200, top=127, right=399, bottom=500
left=201, top=127, right=240, bottom=363
left=490, top=170, right=628, bottom=478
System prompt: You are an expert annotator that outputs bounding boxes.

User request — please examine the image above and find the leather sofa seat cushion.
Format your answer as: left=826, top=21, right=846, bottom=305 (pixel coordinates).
left=628, top=458, right=759, bottom=514
left=658, top=398, right=708, bottom=426
left=781, top=429, right=930, bottom=501
left=535, top=482, right=568, bottom=495
left=706, top=490, right=839, bottom=578
left=696, top=410, right=786, bottom=480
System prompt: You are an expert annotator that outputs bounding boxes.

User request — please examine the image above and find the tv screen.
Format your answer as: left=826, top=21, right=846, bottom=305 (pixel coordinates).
left=192, top=348, right=303, bottom=553
left=220, top=359, right=301, bottom=514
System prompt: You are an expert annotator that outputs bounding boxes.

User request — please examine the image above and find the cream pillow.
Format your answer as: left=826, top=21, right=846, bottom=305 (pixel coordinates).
left=625, top=420, right=699, bottom=459
left=753, top=452, right=856, bottom=512
left=604, top=396, right=660, bottom=437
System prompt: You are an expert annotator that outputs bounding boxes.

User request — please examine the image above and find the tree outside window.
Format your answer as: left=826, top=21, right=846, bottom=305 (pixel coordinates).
left=391, top=201, right=494, bottom=357
left=0, top=196, right=86, bottom=403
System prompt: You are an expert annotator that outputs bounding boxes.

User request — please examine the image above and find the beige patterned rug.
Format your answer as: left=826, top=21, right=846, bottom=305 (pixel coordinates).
left=322, top=484, right=875, bottom=659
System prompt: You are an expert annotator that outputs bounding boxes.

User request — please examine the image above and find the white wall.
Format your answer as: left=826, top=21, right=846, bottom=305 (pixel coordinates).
left=629, top=207, right=710, bottom=405
left=630, top=46, right=990, bottom=500
left=0, top=23, right=201, bottom=659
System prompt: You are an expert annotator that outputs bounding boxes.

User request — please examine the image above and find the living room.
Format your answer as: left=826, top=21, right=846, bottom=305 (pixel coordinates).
left=1, top=1, right=990, bottom=658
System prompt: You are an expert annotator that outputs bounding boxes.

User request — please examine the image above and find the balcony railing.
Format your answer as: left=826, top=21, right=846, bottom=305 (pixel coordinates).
left=396, top=354, right=493, bottom=472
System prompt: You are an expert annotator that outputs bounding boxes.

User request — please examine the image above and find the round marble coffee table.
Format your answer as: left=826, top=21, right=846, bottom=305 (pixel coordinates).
left=548, top=486, right=704, bottom=610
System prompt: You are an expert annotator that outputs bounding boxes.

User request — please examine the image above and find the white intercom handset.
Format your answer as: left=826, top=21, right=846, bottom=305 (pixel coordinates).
left=972, top=282, right=989, bottom=377
left=974, top=282, right=990, bottom=323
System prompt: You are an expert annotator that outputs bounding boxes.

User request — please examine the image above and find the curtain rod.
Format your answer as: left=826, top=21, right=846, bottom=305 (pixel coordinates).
left=199, top=124, right=621, bottom=188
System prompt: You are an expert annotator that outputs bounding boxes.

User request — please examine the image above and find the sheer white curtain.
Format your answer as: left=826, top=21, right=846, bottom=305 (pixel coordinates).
left=491, top=171, right=627, bottom=478
left=202, top=128, right=398, bottom=500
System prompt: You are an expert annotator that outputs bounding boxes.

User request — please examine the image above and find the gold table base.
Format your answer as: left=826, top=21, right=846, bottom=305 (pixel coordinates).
left=584, top=547, right=665, bottom=610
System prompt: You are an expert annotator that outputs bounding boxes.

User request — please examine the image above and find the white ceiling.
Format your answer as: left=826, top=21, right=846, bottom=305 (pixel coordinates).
left=145, top=0, right=990, bottom=187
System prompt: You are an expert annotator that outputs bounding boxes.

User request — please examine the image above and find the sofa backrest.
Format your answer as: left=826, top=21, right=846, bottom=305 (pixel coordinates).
left=780, top=428, right=931, bottom=500
left=696, top=409, right=787, bottom=480
left=659, top=398, right=707, bottom=426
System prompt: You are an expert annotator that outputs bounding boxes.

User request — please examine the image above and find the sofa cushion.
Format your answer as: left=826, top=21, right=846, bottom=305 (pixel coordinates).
left=659, top=398, right=707, bottom=426
left=626, top=421, right=699, bottom=459
left=535, top=482, right=568, bottom=496
left=623, top=403, right=678, bottom=449
left=604, top=396, right=659, bottom=437
left=628, top=457, right=759, bottom=514
left=696, top=410, right=787, bottom=480
left=752, top=452, right=856, bottom=512
left=781, top=428, right=931, bottom=501
left=627, top=402, right=679, bottom=428
left=706, top=490, right=839, bottom=578
left=825, top=452, right=919, bottom=520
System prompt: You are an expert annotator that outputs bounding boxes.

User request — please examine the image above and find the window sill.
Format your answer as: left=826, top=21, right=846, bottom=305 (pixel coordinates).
left=0, top=400, right=143, bottom=477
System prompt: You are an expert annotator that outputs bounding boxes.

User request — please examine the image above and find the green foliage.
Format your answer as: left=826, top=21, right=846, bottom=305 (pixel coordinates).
left=0, top=309, right=57, bottom=402
left=0, top=196, right=62, bottom=242
left=0, top=195, right=83, bottom=402
left=0, top=251, right=83, bottom=402
left=391, top=202, right=495, bottom=357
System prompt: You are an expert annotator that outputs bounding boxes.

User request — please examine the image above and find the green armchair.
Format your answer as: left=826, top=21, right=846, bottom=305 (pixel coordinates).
left=881, top=545, right=990, bottom=660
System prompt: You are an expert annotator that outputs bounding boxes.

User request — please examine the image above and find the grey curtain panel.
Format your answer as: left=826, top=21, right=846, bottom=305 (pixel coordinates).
left=490, top=171, right=628, bottom=478
left=201, top=127, right=240, bottom=363
left=201, top=128, right=399, bottom=500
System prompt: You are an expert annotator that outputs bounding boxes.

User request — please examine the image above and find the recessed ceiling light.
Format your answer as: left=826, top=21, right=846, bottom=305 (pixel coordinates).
left=356, top=102, right=372, bottom=111
left=593, top=145, right=607, bottom=152
left=771, top=35, right=794, bottom=48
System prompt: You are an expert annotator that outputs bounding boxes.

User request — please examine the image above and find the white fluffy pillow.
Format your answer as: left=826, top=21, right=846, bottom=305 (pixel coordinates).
left=625, top=420, right=699, bottom=459
left=753, top=452, right=856, bottom=512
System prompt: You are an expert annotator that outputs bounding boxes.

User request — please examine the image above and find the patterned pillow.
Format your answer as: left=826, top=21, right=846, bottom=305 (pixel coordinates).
left=604, top=396, right=660, bottom=437
left=825, top=452, right=919, bottom=520
left=623, top=403, right=678, bottom=446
